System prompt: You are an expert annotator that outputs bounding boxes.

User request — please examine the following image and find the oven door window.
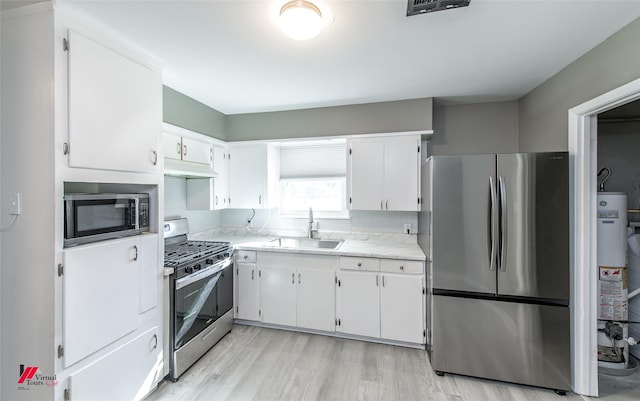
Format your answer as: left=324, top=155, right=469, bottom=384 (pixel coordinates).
left=174, top=271, right=221, bottom=349
left=71, top=199, right=136, bottom=238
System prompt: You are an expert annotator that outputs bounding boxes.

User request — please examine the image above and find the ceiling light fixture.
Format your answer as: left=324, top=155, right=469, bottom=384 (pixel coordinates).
left=279, top=0, right=323, bottom=41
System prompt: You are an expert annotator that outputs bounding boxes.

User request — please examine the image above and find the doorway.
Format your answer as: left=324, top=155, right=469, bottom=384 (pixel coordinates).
left=569, top=77, right=640, bottom=397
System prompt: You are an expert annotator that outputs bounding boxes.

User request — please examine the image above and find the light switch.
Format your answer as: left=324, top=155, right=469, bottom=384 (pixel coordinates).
left=9, top=192, right=22, bottom=215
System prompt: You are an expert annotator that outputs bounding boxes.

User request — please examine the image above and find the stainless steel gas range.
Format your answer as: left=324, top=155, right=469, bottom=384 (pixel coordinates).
left=164, top=218, right=234, bottom=381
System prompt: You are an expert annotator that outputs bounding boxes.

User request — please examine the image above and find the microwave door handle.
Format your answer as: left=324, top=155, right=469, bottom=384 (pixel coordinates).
left=134, top=198, right=140, bottom=230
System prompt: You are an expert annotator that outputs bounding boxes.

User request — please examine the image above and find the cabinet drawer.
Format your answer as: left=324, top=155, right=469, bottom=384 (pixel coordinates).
left=380, top=259, right=423, bottom=274
left=236, top=250, right=256, bottom=263
left=339, top=256, right=380, bottom=272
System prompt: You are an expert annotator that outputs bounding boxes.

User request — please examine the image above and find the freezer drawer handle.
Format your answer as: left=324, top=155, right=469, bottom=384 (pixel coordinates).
left=499, top=176, right=507, bottom=272
left=489, top=176, right=497, bottom=271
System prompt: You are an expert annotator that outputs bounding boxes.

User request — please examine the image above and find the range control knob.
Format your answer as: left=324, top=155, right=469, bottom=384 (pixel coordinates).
left=194, top=263, right=202, bottom=270
left=206, top=258, right=214, bottom=265
left=185, top=266, right=193, bottom=274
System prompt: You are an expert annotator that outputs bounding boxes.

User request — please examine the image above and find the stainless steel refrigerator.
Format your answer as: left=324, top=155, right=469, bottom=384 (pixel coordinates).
left=421, top=152, right=571, bottom=392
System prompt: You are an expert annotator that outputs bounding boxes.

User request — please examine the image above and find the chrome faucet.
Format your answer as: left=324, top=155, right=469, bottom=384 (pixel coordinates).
left=307, top=207, right=317, bottom=239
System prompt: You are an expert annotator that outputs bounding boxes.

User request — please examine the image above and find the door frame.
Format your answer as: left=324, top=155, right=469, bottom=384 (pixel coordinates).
left=569, top=76, right=640, bottom=396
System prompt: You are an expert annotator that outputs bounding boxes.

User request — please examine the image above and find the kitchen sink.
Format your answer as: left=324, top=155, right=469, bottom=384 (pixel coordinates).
left=270, top=237, right=343, bottom=250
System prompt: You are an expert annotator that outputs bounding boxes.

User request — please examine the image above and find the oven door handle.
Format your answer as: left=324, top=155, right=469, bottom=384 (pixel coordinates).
left=175, top=260, right=230, bottom=290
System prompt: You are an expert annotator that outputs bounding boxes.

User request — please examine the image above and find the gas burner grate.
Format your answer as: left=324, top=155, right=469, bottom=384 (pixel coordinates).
left=164, top=241, right=232, bottom=267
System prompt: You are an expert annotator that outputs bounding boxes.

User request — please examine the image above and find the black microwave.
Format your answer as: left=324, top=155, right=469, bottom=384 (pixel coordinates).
left=64, top=193, right=150, bottom=247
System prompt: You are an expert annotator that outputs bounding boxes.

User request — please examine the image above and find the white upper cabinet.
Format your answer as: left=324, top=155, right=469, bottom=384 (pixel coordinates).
left=348, top=135, right=421, bottom=211
left=228, top=143, right=279, bottom=209
left=213, top=145, right=230, bottom=209
left=67, top=30, right=160, bottom=174
left=163, top=132, right=183, bottom=161
left=163, top=124, right=215, bottom=173
left=181, top=136, right=213, bottom=165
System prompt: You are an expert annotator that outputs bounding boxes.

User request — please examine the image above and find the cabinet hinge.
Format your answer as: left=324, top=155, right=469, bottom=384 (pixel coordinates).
left=64, top=388, right=70, bottom=401
left=57, top=345, right=64, bottom=358
left=63, top=38, right=69, bottom=51
left=58, top=263, right=64, bottom=277
left=63, top=142, right=69, bottom=155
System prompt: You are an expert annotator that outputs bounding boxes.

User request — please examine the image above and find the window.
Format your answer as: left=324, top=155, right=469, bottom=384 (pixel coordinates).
left=279, top=139, right=348, bottom=218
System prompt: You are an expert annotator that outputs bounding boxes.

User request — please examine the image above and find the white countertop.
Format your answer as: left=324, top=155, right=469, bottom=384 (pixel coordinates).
left=189, top=231, right=426, bottom=261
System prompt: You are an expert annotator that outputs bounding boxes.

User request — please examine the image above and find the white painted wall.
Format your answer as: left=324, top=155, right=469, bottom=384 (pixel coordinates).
left=164, top=176, right=221, bottom=233
left=1, top=6, right=56, bottom=400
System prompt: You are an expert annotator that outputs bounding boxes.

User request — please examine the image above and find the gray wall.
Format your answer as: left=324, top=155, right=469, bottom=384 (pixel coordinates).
left=519, top=17, right=640, bottom=152
left=430, top=101, right=519, bottom=156
left=163, top=86, right=227, bottom=140
left=226, top=98, right=433, bottom=141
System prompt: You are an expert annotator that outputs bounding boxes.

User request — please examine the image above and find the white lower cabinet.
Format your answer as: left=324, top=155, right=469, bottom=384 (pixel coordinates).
left=260, top=265, right=297, bottom=326
left=258, top=252, right=336, bottom=331
left=69, top=326, right=161, bottom=401
left=234, top=251, right=425, bottom=345
left=296, top=266, right=336, bottom=332
left=236, top=254, right=261, bottom=321
left=336, top=270, right=380, bottom=338
left=380, top=274, right=425, bottom=344
left=336, top=257, right=426, bottom=344
left=63, top=237, right=141, bottom=367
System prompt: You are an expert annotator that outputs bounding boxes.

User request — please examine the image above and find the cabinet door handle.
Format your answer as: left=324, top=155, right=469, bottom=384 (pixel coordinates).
left=152, top=150, right=158, bottom=165
left=259, top=195, right=262, bottom=205
left=357, top=262, right=362, bottom=267
left=252, top=269, right=254, bottom=280
left=385, top=200, right=388, bottom=210
left=380, top=200, right=383, bottom=210
left=133, top=245, right=138, bottom=261
left=215, top=196, right=219, bottom=205
left=376, top=275, right=379, bottom=287
left=243, top=255, right=248, bottom=260
left=151, top=334, right=158, bottom=350
left=298, top=273, right=301, bottom=284
left=183, top=144, right=188, bottom=157
left=400, top=265, right=404, bottom=270
left=177, top=142, right=181, bottom=156
left=292, top=273, right=295, bottom=284
left=382, top=276, right=385, bottom=287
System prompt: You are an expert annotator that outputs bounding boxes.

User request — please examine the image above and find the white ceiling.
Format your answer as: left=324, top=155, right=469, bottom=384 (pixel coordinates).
left=55, top=0, right=640, bottom=115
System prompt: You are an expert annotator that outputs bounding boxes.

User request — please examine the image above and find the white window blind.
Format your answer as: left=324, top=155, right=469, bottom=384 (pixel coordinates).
left=279, top=140, right=347, bottom=179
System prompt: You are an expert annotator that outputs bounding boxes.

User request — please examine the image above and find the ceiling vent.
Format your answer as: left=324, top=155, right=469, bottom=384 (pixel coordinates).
left=406, top=0, right=471, bottom=17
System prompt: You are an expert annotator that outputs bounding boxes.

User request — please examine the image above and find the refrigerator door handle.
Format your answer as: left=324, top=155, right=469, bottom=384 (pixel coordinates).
left=499, top=176, right=507, bottom=272
left=489, top=176, right=497, bottom=271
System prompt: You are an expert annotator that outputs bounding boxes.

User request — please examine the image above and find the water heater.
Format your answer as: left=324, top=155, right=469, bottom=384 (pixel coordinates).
left=597, top=192, right=627, bottom=268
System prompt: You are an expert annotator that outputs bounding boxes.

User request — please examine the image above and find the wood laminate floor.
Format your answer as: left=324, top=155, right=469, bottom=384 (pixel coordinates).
left=147, top=325, right=639, bottom=401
